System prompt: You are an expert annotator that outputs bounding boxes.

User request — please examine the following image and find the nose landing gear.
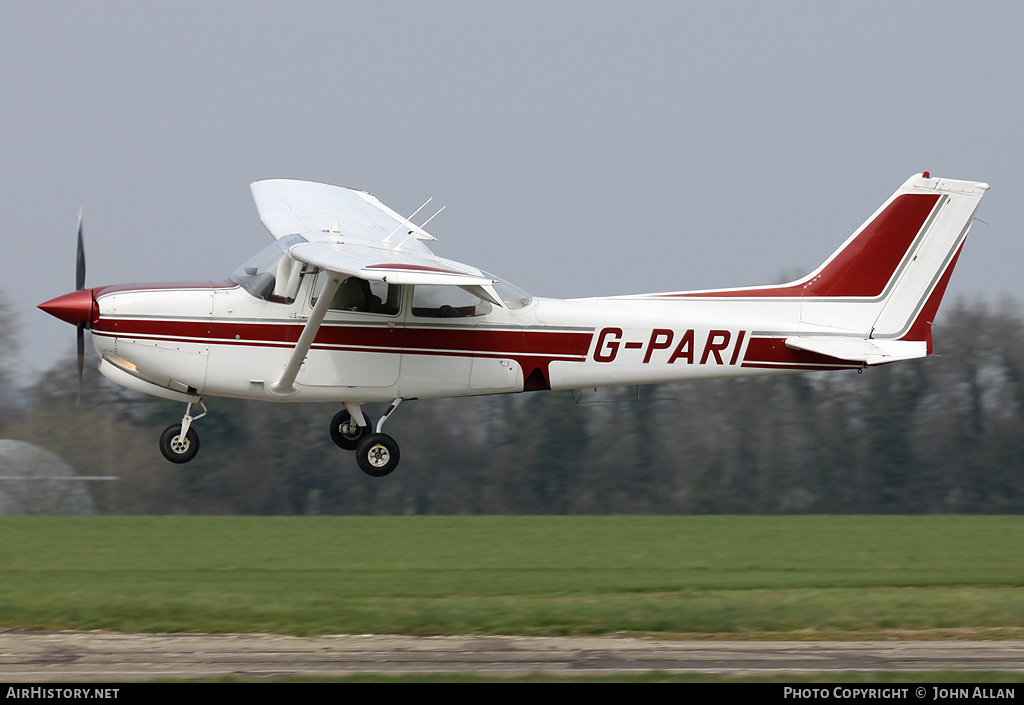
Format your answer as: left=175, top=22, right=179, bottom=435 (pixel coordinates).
left=159, top=400, right=207, bottom=464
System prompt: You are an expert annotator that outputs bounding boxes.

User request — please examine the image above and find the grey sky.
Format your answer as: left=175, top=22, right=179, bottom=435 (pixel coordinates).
left=6, top=2, right=1023, bottom=382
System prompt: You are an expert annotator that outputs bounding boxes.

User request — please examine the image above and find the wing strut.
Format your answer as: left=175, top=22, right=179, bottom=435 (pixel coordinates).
left=270, top=272, right=342, bottom=396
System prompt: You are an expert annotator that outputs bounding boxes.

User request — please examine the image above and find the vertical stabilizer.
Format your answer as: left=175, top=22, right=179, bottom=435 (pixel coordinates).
left=787, top=174, right=987, bottom=364
left=658, top=173, right=988, bottom=366
left=776, top=173, right=987, bottom=340
left=867, top=175, right=987, bottom=341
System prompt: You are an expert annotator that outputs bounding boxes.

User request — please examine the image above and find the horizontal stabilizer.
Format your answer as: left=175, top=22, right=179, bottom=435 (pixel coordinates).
left=785, top=337, right=927, bottom=366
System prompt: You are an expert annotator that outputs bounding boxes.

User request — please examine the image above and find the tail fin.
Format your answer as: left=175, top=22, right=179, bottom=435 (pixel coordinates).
left=665, top=173, right=988, bottom=364
left=863, top=175, right=987, bottom=340
left=791, top=174, right=988, bottom=363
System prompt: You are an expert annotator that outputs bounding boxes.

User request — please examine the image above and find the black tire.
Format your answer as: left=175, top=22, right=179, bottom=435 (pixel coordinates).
left=330, top=409, right=374, bottom=451
left=160, top=424, right=200, bottom=464
left=355, top=433, right=400, bottom=477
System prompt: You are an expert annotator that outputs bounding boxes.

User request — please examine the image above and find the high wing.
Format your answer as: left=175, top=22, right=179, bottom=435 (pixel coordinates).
left=250, top=179, right=501, bottom=396
left=251, top=178, right=436, bottom=249
left=250, top=179, right=493, bottom=288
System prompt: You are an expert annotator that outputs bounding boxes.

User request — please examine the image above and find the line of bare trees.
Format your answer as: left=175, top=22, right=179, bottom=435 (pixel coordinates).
left=3, top=296, right=1023, bottom=515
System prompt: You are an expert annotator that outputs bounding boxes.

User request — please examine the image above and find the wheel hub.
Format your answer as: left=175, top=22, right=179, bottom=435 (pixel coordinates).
left=366, top=444, right=390, bottom=467
left=169, top=436, right=190, bottom=454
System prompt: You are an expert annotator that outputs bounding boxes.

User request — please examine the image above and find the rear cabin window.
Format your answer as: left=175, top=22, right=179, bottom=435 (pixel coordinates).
left=412, top=285, right=491, bottom=318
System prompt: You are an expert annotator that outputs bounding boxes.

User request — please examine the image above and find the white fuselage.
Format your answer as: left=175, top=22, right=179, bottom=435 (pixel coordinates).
left=89, top=275, right=858, bottom=406
left=87, top=173, right=991, bottom=407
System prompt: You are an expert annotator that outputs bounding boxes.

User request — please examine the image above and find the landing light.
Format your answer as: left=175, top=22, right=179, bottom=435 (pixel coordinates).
left=105, top=354, right=139, bottom=373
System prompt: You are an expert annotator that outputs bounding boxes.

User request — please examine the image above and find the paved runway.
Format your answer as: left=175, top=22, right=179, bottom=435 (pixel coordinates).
left=1, top=632, right=1023, bottom=681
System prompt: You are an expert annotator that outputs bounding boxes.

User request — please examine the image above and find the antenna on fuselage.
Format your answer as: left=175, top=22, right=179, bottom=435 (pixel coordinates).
left=392, top=205, right=445, bottom=252
left=383, top=197, right=434, bottom=245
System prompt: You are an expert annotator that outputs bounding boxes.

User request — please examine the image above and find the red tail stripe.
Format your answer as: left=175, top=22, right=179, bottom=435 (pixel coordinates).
left=665, top=193, right=941, bottom=298
left=742, top=336, right=860, bottom=370
left=900, top=240, right=965, bottom=353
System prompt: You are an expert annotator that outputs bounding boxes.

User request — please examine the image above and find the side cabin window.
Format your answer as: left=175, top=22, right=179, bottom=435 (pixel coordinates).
left=311, top=273, right=400, bottom=315
left=412, top=285, right=491, bottom=318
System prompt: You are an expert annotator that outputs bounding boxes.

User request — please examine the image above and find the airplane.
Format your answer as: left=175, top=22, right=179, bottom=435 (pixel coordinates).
left=39, top=172, right=988, bottom=477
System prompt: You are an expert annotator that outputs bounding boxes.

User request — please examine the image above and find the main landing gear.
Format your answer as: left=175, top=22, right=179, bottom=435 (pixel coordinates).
left=157, top=397, right=404, bottom=478
left=331, top=399, right=403, bottom=477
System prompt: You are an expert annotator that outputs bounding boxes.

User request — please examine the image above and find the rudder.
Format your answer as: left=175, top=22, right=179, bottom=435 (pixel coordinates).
left=791, top=173, right=988, bottom=341
left=867, top=174, right=988, bottom=343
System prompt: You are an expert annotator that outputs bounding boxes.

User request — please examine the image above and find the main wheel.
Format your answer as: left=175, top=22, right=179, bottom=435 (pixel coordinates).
left=160, top=424, right=200, bottom=464
left=355, top=433, right=400, bottom=477
left=330, top=409, right=374, bottom=451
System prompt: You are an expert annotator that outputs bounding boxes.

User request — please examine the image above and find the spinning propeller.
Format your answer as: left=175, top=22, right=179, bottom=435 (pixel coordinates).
left=38, top=211, right=95, bottom=408
left=75, top=212, right=86, bottom=406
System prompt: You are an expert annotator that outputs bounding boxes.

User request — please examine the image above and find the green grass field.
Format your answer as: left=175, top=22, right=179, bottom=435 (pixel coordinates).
left=1, top=515, right=1022, bottom=638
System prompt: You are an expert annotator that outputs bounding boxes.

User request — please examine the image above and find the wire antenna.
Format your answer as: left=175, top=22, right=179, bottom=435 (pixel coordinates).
left=393, top=205, right=445, bottom=252
left=383, top=197, right=433, bottom=245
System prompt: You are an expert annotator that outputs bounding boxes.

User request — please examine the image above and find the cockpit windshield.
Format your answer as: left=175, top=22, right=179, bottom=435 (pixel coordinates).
left=485, top=272, right=533, bottom=309
left=229, top=240, right=533, bottom=313
left=230, top=235, right=307, bottom=303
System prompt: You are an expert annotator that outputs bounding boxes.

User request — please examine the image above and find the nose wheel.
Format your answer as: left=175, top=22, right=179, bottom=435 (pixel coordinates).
left=160, top=424, right=200, bottom=463
left=159, top=400, right=206, bottom=464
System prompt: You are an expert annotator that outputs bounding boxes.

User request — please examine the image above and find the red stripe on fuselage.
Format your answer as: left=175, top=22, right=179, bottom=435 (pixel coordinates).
left=94, top=317, right=592, bottom=360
